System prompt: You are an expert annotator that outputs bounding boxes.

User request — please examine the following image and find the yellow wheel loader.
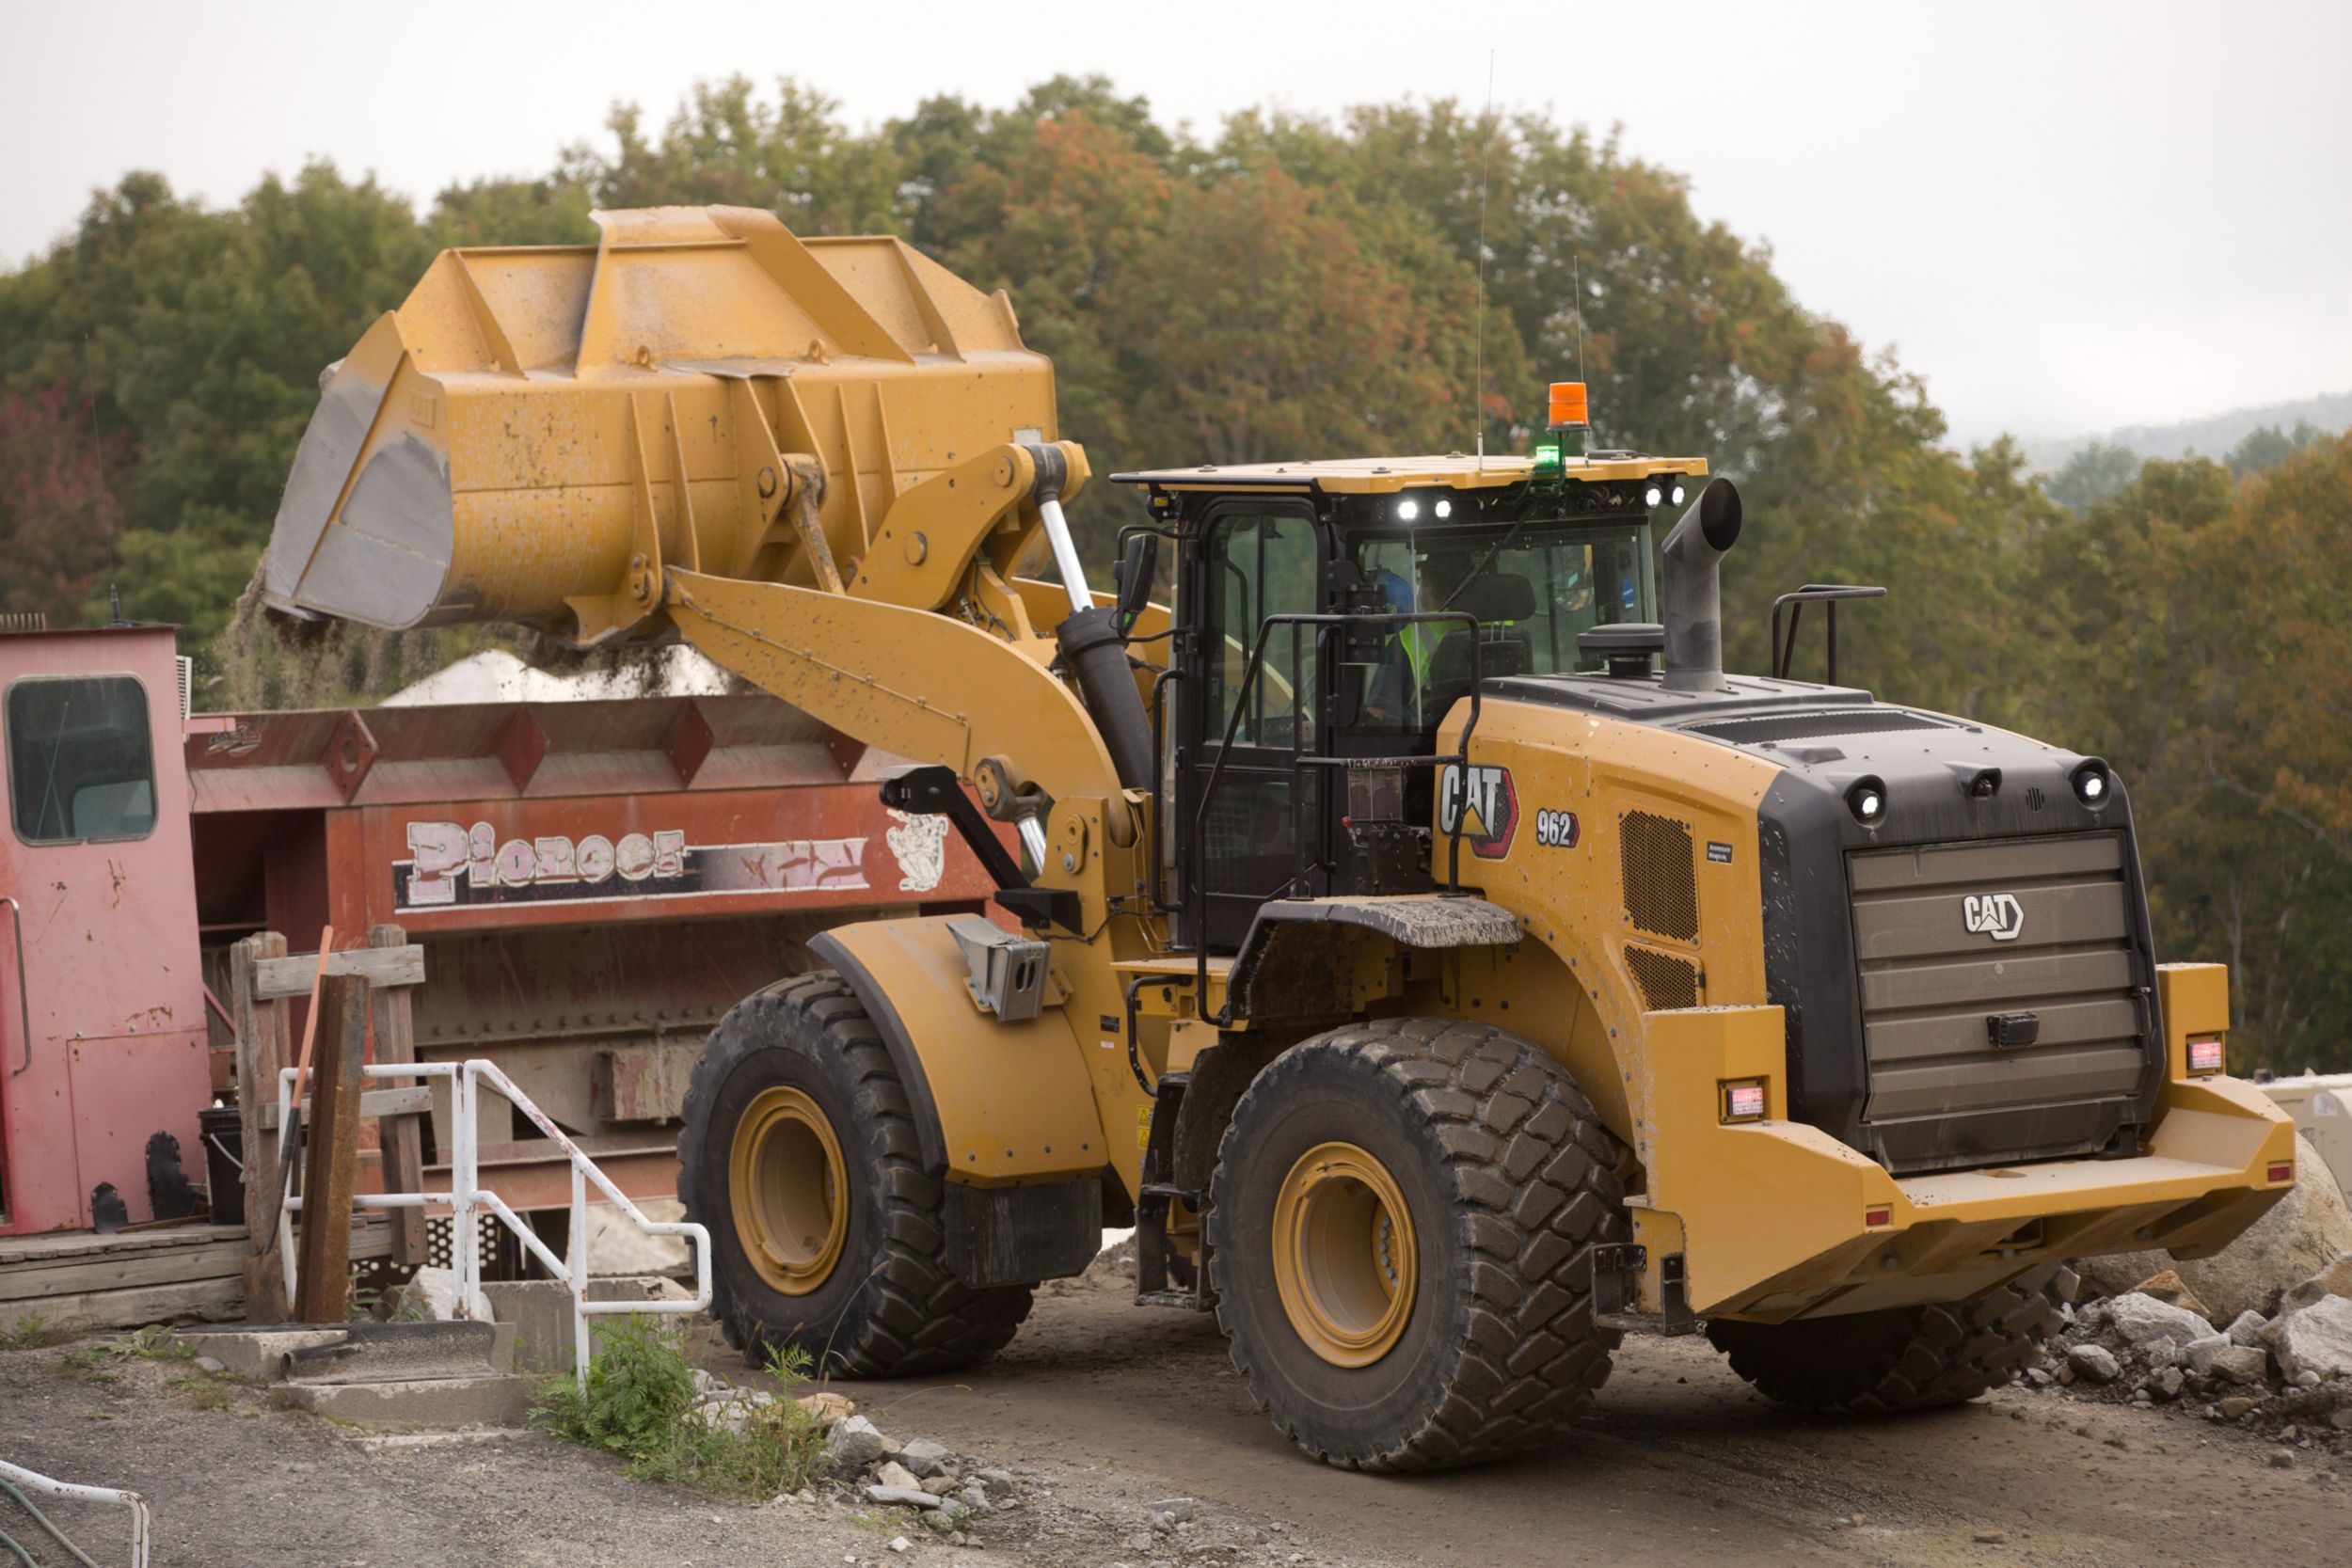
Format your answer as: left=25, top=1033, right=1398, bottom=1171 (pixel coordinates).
left=263, top=205, right=2298, bottom=1469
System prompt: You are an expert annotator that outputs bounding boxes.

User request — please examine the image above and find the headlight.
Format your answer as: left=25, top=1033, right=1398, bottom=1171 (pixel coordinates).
left=1847, top=776, right=1888, bottom=827
left=2071, top=760, right=2112, bottom=808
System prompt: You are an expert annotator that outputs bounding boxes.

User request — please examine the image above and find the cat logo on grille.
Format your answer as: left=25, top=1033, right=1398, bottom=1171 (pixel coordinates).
left=1963, top=892, right=2026, bottom=942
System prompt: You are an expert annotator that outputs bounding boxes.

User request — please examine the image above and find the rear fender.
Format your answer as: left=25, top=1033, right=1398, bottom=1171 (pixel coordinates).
left=809, top=916, right=1107, bottom=1185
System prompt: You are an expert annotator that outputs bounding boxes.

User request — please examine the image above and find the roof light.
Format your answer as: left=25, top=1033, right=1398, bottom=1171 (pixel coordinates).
left=2186, top=1036, right=2225, bottom=1076
left=1671, top=482, right=1687, bottom=506
left=1644, top=483, right=1663, bottom=508
left=1397, top=498, right=1420, bottom=521
left=1721, top=1080, right=1767, bottom=1123
left=1433, top=498, right=1453, bottom=519
left=1548, top=381, right=1589, bottom=429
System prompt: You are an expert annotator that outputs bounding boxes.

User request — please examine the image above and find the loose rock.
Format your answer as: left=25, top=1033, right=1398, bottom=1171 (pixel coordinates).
left=867, top=1485, right=944, bottom=1510
left=2132, top=1268, right=2214, bottom=1323
left=2106, top=1291, right=2216, bottom=1348
left=2067, top=1343, right=2121, bottom=1384
left=2180, top=1334, right=2233, bottom=1376
left=2209, top=1344, right=2270, bottom=1385
left=829, top=1416, right=892, bottom=1468
left=900, top=1436, right=952, bottom=1478
left=2273, top=1293, right=2352, bottom=1381
left=876, top=1461, right=922, bottom=1492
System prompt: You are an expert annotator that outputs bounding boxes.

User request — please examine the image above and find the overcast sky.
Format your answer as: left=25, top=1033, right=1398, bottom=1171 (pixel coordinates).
left=4, top=0, right=2345, bottom=447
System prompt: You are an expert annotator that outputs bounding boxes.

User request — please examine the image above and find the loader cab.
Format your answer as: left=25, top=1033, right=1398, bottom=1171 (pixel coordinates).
left=1115, top=451, right=1705, bottom=951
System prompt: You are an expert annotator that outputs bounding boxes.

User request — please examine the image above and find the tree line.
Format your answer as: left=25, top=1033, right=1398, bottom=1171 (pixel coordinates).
left=0, top=75, right=2343, bottom=1071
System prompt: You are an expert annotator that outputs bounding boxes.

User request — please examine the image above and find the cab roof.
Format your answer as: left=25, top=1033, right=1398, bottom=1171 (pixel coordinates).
left=1110, top=451, right=1708, bottom=497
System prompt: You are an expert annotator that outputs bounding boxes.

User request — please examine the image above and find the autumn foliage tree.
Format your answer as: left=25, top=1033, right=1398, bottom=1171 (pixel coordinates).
left=0, top=72, right=2342, bottom=1067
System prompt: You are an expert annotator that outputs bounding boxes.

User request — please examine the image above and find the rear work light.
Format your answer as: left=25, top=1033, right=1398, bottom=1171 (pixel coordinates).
left=2185, top=1035, right=2225, bottom=1075
left=1720, top=1079, right=1767, bottom=1123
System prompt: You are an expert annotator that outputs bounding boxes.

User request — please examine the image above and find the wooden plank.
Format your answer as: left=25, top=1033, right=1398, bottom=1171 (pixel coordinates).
left=369, top=924, right=429, bottom=1268
left=0, top=1240, right=246, bottom=1301
left=294, top=973, right=368, bottom=1323
left=0, top=1225, right=247, bottom=1265
left=259, top=1085, right=431, bottom=1132
left=0, top=1276, right=245, bottom=1335
left=254, top=945, right=424, bottom=1001
left=234, top=931, right=292, bottom=1323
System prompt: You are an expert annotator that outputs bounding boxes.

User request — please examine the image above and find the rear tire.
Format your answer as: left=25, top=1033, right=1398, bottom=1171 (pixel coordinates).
left=1204, top=1018, right=1627, bottom=1471
left=1707, top=1264, right=2075, bottom=1415
left=677, top=973, right=1033, bottom=1376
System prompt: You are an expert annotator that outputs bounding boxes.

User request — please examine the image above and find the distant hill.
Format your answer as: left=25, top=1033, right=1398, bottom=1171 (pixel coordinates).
left=2020, top=389, right=2352, bottom=474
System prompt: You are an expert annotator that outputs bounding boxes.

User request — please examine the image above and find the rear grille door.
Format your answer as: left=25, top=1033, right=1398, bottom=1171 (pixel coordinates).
left=1848, top=833, right=2155, bottom=1171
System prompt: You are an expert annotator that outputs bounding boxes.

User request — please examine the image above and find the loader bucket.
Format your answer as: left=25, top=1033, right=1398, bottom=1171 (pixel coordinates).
left=262, top=205, right=1057, bottom=641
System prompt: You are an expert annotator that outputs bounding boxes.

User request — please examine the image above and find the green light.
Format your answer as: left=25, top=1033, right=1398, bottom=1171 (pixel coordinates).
left=1533, top=443, right=1563, bottom=477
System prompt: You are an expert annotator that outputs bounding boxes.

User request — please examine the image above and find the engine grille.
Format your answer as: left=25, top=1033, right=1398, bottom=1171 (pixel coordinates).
left=1848, top=832, right=2152, bottom=1172
left=1626, top=945, right=1701, bottom=1010
left=1621, top=811, right=1698, bottom=942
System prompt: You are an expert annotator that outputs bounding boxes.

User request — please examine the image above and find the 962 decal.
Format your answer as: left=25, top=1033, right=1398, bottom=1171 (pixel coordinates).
left=1534, top=808, right=1580, bottom=848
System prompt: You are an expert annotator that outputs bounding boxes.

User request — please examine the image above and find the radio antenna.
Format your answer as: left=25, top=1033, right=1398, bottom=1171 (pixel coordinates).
left=1573, top=253, right=1586, bottom=388
left=1473, top=48, right=1495, bottom=472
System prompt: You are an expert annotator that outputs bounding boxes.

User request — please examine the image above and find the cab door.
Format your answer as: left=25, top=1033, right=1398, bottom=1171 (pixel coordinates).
left=0, top=628, right=210, bottom=1234
left=1180, top=502, right=1326, bottom=950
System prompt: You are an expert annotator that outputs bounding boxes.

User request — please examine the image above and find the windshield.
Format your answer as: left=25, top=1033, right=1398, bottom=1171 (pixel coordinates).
left=1350, top=519, right=1652, bottom=728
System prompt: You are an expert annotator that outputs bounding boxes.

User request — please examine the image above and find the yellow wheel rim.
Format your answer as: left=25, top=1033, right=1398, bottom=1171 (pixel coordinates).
left=728, top=1085, right=848, bottom=1295
left=1270, top=1142, right=1418, bottom=1368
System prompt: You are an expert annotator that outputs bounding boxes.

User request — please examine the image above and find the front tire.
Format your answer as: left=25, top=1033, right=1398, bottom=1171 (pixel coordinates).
left=677, top=973, right=1033, bottom=1376
left=1707, top=1264, right=2075, bottom=1415
left=1204, top=1018, right=1628, bottom=1471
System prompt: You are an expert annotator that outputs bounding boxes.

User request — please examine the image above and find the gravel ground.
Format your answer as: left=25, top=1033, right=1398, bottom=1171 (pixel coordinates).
left=2, top=1258, right=2344, bottom=1568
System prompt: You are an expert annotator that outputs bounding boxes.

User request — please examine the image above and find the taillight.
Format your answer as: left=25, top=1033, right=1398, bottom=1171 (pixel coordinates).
left=1865, top=1205, right=1893, bottom=1228
left=1720, top=1079, right=1767, bottom=1123
left=2186, top=1036, right=2224, bottom=1076
left=2267, top=1162, right=2294, bottom=1183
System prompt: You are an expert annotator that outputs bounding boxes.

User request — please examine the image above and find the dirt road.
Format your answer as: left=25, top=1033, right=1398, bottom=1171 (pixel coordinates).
left=3, top=1271, right=2342, bottom=1568
left=811, top=1270, right=2347, bottom=1568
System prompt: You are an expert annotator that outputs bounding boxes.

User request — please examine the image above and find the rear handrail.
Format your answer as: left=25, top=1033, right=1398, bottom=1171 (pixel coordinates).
left=1189, top=610, right=1485, bottom=1026
left=4, top=896, right=30, bottom=1077
left=278, top=1058, right=711, bottom=1389
left=0, top=1456, right=151, bottom=1567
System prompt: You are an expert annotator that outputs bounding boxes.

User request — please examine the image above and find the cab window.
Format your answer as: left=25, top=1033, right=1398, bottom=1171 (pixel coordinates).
left=1201, top=511, right=1320, bottom=750
left=7, top=675, right=157, bottom=844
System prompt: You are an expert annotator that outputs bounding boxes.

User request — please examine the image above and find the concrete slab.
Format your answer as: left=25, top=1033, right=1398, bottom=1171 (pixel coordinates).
left=281, top=1320, right=499, bottom=1385
left=275, top=1372, right=531, bottom=1431
left=173, top=1325, right=349, bottom=1382
left=482, top=1276, right=695, bottom=1374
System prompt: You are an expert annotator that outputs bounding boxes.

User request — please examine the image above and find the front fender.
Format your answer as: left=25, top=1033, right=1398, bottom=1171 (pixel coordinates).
left=810, top=916, right=1108, bottom=1185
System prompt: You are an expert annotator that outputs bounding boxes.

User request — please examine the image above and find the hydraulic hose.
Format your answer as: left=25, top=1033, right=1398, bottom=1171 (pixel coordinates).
left=0, top=1475, right=101, bottom=1568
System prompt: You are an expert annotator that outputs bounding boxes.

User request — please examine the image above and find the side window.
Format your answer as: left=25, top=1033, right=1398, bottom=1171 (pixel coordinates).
left=7, top=676, right=157, bottom=845
left=1201, top=512, right=1319, bottom=749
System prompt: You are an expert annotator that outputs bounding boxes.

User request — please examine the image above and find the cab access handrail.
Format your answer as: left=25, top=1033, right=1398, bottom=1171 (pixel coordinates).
left=1189, top=610, right=1486, bottom=1026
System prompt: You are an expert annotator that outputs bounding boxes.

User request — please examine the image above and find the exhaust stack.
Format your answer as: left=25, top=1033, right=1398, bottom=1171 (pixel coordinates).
left=1660, top=477, right=1742, bottom=692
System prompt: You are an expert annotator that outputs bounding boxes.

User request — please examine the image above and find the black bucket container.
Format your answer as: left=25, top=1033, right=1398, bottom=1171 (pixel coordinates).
left=199, top=1104, right=245, bottom=1225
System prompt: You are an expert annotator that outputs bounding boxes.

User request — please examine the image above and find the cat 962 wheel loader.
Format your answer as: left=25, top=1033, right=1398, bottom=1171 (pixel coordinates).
left=263, top=205, right=2296, bottom=1469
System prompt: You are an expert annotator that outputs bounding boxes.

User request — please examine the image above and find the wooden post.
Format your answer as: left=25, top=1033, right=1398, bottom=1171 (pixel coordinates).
left=232, top=931, right=291, bottom=1323
left=367, top=924, right=427, bottom=1268
left=293, top=973, right=368, bottom=1323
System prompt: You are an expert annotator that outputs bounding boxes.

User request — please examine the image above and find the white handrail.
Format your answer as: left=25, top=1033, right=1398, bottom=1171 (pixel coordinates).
left=278, top=1058, right=711, bottom=1388
left=0, top=1456, right=150, bottom=1567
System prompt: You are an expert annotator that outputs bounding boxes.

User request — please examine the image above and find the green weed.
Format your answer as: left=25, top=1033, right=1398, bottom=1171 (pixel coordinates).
left=530, top=1317, right=829, bottom=1500
left=60, top=1323, right=193, bottom=1378
left=0, top=1313, right=82, bottom=1351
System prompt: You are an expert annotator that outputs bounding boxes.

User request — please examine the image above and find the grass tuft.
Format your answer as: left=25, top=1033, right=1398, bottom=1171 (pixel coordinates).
left=530, top=1317, right=829, bottom=1500
left=0, top=1313, right=84, bottom=1352
left=59, top=1323, right=192, bottom=1378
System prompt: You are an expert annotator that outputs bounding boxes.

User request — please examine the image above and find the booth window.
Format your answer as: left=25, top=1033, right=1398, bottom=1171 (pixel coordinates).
left=7, top=675, right=157, bottom=845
